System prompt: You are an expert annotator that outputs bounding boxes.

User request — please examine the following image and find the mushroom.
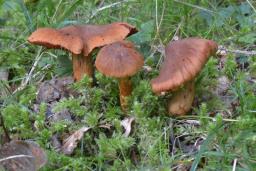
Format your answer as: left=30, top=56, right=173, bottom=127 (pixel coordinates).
left=151, top=37, right=218, bottom=115
left=28, top=22, right=137, bottom=82
left=95, top=41, right=144, bottom=111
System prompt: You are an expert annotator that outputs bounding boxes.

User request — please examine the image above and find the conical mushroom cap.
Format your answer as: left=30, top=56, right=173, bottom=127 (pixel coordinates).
left=28, top=28, right=83, bottom=55
left=95, top=41, right=144, bottom=78
left=151, top=38, right=218, bottom=93
left=28, top=22, right=137, bottom=56
left=60, top=22, right=138, bottom=56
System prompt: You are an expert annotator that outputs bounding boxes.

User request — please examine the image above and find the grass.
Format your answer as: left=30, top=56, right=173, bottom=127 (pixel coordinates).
left=0, top=0, right=256, bottom=170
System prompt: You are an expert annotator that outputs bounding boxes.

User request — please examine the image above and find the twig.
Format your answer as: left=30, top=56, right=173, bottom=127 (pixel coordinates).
left=51, top=0, right=64, bottom=22
left=226, top=49, right=256, bottom=56
left=155, top=21, right=182, bottom=68
left=86, top=0, right=134, bottom=23
left=171, top=22, right=182, bottom=41
left=232, top=158, right=237, bottom=171
left=155, top=0, right=159, bottom=32
left=0, top=155, right=33, bottom=163
left=173, top=0, right=215, bottom=14
left=218, top=45, right=256, bottom=56
left=246, top=0, right=256, bottom=13
left=13, top=47, right=43, bottom=93
left=158, top=0, right=166, bottom=32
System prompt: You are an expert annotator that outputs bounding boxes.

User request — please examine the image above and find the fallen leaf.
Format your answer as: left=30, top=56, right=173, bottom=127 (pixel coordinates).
left=47, top=103, right=72, bottom=123
left=0, top=68, right=8, bottom=81
left=61, top=127, right=90, bottom=155
left=98, top=123, right=112, bottom=130
left=25, top=141, right=47, bottom=170
left=214, top=76, right=230, bottom=96
left=51, top=134, right=62, bottom=152
left=121, top=117, right=135, bottom=137
left=0, top=140, right=47, bottom=171
left=0, top=68, right=10, bottom=98
left=142, top=65, right=153, bottom=72
left=36, top=76, right=76, bottom=103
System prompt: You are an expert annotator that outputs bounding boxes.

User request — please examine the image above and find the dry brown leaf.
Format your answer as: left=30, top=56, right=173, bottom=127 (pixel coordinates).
left=98, top=123, right=112, bottom=130
left=0, top=140, right=47, bottom=171
left=36, top=76, right=76, bottom=103
left=214, top=76, right=230, bottom=96
left=61, top=127, right=90, bottom=155
left=121, top=117, right=135, bottom=137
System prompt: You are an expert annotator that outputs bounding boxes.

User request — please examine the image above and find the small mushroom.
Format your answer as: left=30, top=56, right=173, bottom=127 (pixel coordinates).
left=151, top=37, right=218, bottom=115
left=28, top=22, right=137, bottom=82
left=95, top=41, right=144, bottom=111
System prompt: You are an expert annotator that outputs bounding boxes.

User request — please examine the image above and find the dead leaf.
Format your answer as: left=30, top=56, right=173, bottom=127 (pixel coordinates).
left=50, top=134, right=62, bottom=152
left=25, top=141, right=47, bottom=170
left=214, top=76, right=230, bottom=96
left=142, top=65, right=153, bottom=72
left=61, top=127, right=90, bottom=155
left=0, top=68, right=10, bottom=98
left=36, top=76, right=76, bottom=103
left=0, top=68, right=8, bottom=81
left=0, top=140, right=47, bottom=171
left=121, top=117, right=135, bottom=137
left=47, top=103, right=72, bottom=123
left=98, top=123, right=112, bottom=130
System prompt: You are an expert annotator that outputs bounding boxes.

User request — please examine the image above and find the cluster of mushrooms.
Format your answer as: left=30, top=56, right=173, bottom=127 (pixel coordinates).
left=28, top=22, right=218, bottom=115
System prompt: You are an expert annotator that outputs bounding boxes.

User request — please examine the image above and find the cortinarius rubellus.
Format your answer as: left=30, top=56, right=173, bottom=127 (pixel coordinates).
left=151, top=37, right=218, bottom=115
left=95, top=41, right=144, bottom=111
left=28, top=22, right=137, bottom=83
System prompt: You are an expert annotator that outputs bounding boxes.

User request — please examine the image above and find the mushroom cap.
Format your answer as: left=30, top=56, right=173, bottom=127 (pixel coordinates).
left=95, top=41, right=144, bottom=78
left=60, top=22, right=138, bottom=56
left=28, top=27, right=83, bottom=55
left=28, top=22, right=137, bottom=56
left=151, top=37, right=218, bottom=93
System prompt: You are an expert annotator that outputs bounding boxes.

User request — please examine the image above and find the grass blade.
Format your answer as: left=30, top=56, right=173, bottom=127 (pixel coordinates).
left=15, top=0, right=33, bottom=32
left=190, top=125, right=222, bottom=171
left=56, top=0, right=83, bottom=24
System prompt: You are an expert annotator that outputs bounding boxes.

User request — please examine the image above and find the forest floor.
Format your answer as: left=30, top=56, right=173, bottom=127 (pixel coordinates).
left=0, top=1, right=256, bottom=170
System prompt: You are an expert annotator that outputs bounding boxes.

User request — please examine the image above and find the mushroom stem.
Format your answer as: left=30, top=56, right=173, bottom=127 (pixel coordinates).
left=118, top=77, right=132, bottom=111
left=168, top=81, right=195, bottom=115
left=72, top=54, right=94, bottom=83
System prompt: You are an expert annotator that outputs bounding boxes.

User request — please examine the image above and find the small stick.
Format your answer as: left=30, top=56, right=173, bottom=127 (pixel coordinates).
left=0, top=155, right=33, bottom=163
left=86, top=0, right=133, bottom=22
left=232, top=158, right=237, bottom=171
left=226, top=49, right=256, bottom=56
left=13, top=47, right=43, bottom=93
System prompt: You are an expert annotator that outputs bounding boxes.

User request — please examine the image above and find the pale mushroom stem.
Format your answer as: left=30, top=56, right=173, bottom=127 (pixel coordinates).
left=168, top=81, right=195, bottom=115
left=118, top=77, right=132, bottom=111
left=72, top=54, right=94, bottom=84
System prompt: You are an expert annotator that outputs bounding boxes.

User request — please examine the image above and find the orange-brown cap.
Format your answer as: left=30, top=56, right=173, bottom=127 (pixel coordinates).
left=151, top=37, right=218, bottom=93
left=60, top=22, right=138, bottom=56
left=28, top=28, right=83, bottom=55
left=28, top=22, right=137, bottom=56
left=95, top=41, right=144, bottom=78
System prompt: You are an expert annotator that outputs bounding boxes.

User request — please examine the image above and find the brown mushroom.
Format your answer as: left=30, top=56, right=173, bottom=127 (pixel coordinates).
left=95, top=41, right=144, bottom=111
left=28, top=22, right=137, bottom=82
left=151, top=37, right=218, bottom=115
